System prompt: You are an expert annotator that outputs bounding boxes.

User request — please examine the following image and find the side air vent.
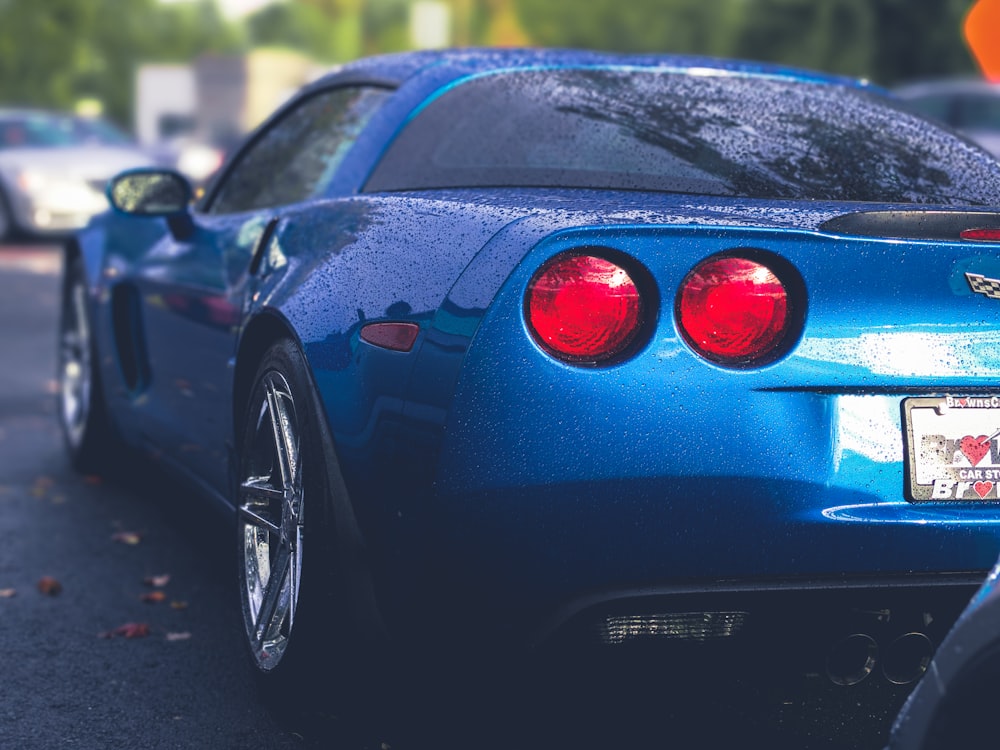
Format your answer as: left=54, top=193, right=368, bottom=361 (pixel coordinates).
left=110, top=283, right=151, bottom=393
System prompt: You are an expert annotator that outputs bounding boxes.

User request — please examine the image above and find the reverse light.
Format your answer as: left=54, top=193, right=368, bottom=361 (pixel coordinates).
left=526, top=252, right=647, bottom=364
left=676, top=255, right=792, bottom=366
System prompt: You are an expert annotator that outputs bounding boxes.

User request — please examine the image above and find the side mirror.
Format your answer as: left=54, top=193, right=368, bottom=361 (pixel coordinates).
left=109, top=168, right=192, bottom=215
left=108, top=169, right=195, bottom=240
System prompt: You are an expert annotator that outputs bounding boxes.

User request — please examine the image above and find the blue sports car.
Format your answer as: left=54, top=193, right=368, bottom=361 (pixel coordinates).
left=59, top=49, right=1000, bottom=744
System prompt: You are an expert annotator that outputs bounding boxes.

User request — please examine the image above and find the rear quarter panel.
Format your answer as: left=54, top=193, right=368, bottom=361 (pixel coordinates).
left=427, top=221, right=1000, bottom=626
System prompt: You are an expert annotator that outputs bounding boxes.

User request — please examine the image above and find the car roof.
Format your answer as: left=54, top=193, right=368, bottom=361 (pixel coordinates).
left=312, top=47, right=878, bottom=93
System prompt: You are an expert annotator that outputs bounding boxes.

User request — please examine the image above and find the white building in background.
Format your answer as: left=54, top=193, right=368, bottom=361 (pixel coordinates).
left=135, top=65, right=197, bottom=147
left=135, top=50, right=324, bottom=181
left=410, top=1, right=452, bottom=48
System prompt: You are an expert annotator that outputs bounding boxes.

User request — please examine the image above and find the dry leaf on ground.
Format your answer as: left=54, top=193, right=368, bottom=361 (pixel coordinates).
left=111, top=531, right=142, bottom=545
left=30, top=477, right=54, bottom=498
left=98, top=622, right=151, bottom=639
left=37, top=576, right=62, bottom=596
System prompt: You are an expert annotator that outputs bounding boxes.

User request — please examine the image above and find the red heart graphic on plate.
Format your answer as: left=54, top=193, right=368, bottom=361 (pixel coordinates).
left=975, top=481, right=994, bottom=499
left=961, top=435, right=991, bottom=467
left=959, top=398, right=968, bottom=406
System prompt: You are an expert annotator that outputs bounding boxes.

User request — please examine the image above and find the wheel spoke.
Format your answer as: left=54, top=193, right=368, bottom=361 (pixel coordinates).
left=72, top=282, right=90, bottom=341
left=288, top=524, right=302, bottom=631
left=255, top=544, right=291, bottom=645
left=58, top=278, right=92, bottom=446
left=238, top=502, right=281, bottom=537
left=240, top=476, right=285, bottom=505
left=264, top=376, right=298, bottom=489
left=61, top=329, right=80, bottom=357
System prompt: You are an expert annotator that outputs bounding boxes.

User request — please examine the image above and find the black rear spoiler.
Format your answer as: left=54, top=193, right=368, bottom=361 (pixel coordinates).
left=820, top=210, right=1000, bottom=241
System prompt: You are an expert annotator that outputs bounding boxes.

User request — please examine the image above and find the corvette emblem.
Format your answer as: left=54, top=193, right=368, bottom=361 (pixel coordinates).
left=966, top=272, right=1000, bottom=299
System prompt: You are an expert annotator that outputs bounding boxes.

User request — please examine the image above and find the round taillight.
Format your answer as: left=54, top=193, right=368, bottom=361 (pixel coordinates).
left=676, top=255, right=790, bottom=365
left=526, top=253, right=645, bottom=364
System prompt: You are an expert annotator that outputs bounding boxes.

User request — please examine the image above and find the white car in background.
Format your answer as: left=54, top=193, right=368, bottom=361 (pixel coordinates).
left=0, top=109, right=155, bottom=240
left=893, top=78, right=1000, bottom=158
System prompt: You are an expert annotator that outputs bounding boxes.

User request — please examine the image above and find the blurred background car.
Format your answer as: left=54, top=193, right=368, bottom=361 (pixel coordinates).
left=0, top=108, right=156, bottom=240
left=892, top=78, right=1000, bottom=158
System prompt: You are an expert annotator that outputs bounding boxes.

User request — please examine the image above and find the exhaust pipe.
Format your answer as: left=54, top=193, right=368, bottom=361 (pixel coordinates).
left=882, top=632, right=933, bottom=685
left=826, top=634, right=878, bottom=686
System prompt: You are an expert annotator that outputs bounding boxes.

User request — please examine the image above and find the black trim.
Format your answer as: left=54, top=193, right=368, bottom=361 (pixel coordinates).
left=110, top=283, right=151, bottom=394
left=820, top=210, right=1000, bottom=241
left=248, top=216, right=281, bottom=276
left=533, top=571, right=987, bottom=648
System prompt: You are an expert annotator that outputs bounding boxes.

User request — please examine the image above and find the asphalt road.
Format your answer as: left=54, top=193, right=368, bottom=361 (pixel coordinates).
left=0, top=243, right=323, bottom=750
left=0, top=242, right=880, bottom=750
left=0, top=244, right=596, bottom=750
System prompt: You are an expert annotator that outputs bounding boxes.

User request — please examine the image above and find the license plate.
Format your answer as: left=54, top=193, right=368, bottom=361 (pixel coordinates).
left=904, top=396, right=1000, bottom=501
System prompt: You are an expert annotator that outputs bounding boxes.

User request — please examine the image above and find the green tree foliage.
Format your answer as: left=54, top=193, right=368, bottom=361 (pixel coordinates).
left=0, top=0, right=985, bottom=130
left=513, top=0, right=741, bottom=57
left=0, top=0, right=97, bottom=111
left=0, top=0, right=242, bottom=128
left=361, top=0, right=411, bottom=54
left=733, top=0, right=876, bottom=79
left=247, top=2, right=341, bottom=59
left=865, top=0, right=979, bottom=83
left=245, top=0, right=413, bottom=59
left=512, top=0, right=980, bottom=84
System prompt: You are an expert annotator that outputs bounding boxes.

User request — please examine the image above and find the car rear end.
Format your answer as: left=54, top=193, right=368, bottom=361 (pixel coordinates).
left=419, top=205, right=1000, bottom=745
left=358, top=57, right=1000, bottom=745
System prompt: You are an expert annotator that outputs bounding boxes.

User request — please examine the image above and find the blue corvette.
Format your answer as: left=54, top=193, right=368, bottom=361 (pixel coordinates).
left=59, top=49, right=1000, bottom=742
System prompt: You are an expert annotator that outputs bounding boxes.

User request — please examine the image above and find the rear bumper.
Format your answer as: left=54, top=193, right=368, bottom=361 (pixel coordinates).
left=522, top=576, right=980, bottom=749
left=381, top=572, right=981, bottom=748
left=536, top=572, right=983, bottom=652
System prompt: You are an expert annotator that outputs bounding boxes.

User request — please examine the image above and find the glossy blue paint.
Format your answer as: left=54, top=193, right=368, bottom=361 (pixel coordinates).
left=404, top=216, right=1000, bottom=618
left=70, top=49, right=1000, bottom=669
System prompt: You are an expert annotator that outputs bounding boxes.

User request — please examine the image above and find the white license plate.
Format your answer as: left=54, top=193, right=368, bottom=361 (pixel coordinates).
left=904, top=396, right=1000, bottom=501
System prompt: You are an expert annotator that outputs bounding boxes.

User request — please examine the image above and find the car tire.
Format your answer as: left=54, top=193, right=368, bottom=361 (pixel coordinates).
left=0, top=187, right=13, bottom=242
left=57, top=254, right=122, bottom=475
left=236, top=339, right=368, bottom=726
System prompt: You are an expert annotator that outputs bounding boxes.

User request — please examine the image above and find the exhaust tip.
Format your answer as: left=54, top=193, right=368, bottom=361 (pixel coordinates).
left=827, top=634, right=878, bottom=686
left=882, top=632, right=933, bottom=685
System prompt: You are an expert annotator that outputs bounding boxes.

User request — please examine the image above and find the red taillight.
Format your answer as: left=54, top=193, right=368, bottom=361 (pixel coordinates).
left=961, top=228, right=1000, bottom=242
left=677, top=255, right=790, bottom=365
left=526, top=253, right=645, bottom=364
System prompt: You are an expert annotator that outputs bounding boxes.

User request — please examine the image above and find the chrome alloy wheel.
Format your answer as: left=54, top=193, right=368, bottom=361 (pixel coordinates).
left=59, top=274, right=92, bottom=450
left=239, top=371, right=304, bottom=671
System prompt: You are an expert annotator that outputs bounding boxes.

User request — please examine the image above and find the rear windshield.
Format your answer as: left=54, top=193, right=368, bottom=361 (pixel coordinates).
left=365, top=69, right=1000, bottom=205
